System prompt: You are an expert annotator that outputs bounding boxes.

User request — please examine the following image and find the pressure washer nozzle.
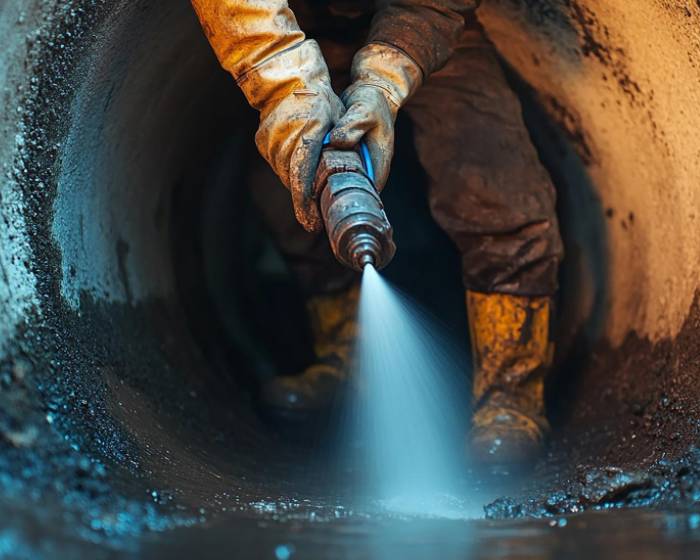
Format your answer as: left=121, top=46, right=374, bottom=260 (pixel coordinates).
left=359, top=253, right=375, bottom=270
left=315, top=147, right=396, bottom=272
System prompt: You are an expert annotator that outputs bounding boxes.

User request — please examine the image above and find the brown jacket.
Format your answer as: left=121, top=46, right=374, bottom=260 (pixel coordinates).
left=370, top=1, right=477, bottom=77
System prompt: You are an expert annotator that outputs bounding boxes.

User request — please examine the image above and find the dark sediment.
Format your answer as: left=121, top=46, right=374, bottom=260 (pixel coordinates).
left=486, top=292, right=700, bottom=518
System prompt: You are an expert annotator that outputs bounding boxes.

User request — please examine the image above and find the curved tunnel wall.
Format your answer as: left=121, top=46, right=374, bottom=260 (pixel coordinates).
left=1, top=0, right=256, bottom=350
left=0, top=0, right=700, bottom=539
left=52, top=1, right=236, bottom=310
left=480, top=0, right=700, bottom=346
left=0, top=0, right=307, bottom=528
left=2, top=0, right=698, bottom=358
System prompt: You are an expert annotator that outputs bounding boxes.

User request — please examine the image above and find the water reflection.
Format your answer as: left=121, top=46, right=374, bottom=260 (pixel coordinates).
left=143, top=509, right=700, bottom=559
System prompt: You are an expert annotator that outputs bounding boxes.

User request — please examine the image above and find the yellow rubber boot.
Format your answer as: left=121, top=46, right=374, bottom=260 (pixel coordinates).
left=467, top=291, right=554, bottom=468
left=261, top=284, right=359, bottom=422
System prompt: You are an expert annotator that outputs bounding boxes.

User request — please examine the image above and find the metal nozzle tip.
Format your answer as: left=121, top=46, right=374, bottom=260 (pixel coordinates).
left=359, top=253, right=375, bottom=270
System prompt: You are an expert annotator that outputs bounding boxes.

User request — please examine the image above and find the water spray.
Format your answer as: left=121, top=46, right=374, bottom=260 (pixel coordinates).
left=315, top=137, right=470, bottom=517
left=316, top=136, right=396, bottom=272
left=356, top=265, right=470, bottom=517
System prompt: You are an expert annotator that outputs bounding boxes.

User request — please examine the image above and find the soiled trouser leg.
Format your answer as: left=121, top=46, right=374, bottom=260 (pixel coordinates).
left=247, top=18, right=564, bottom=298
left=403, top=21, right=563, bottom=297
left=403, top=20, right=563, bottom=465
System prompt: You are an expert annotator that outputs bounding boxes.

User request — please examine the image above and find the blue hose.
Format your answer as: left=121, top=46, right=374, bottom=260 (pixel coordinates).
left=322, top=132, right=375, bottom=183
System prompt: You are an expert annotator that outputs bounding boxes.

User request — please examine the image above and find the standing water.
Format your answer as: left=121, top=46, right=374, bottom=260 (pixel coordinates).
left=353, top=264, right=472, bottom=518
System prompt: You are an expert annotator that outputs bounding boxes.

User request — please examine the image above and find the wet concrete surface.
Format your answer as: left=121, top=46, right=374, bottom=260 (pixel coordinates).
left=5, top=306, right=700, bottom=558
left=143, top=509, right=700, bottom=560
left=5, top=495, right=700, bottom=559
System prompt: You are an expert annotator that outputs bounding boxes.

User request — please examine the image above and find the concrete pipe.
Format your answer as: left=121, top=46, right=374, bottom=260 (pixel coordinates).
left=1, top=0, right=700, bottom=554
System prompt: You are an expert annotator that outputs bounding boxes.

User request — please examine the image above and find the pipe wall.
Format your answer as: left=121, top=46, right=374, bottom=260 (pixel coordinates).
left=479, top=0, right=700, bottom=346
left=0, top=0, right=700, bottom=545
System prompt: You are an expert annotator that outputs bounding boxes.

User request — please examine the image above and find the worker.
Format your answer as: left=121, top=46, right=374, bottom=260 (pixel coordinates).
left=191, top=0, right=564, bottom=467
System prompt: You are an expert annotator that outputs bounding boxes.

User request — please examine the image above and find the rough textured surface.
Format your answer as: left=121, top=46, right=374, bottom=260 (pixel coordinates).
left=1, top=0, right=700, bottom=554
left=487, top=292, right=700, bottom=518
left=0, top=2, right=41, bottom=353
left=479, top=0, right=700, bottom=346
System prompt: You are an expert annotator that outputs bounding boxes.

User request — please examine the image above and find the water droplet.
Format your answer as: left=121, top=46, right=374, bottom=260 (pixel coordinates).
left=275, top=544, right=294, bottom=560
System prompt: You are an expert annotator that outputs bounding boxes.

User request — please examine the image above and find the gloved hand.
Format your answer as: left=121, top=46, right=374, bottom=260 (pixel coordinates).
left=191, top=0, right=344, bottom=232
left=329, top=44, right=422, bottom=190
left=240, top=40, right=344, bottom=232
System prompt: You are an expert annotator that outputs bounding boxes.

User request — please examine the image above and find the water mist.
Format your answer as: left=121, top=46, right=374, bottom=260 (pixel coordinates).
left=354, top=265, right=473, bottom=518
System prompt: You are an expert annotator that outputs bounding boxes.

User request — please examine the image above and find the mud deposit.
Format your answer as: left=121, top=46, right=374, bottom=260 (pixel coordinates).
left=486, top=293, right=700, bottom=519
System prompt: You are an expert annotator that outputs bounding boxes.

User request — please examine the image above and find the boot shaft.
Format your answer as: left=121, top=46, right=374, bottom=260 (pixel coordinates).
left=306, top=284, right=360, bottom=361
left=467, top=291, right=553, bottom=414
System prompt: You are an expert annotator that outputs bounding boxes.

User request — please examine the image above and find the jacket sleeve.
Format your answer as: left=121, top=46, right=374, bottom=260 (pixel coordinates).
left=190, top=0, right=305, bottom=81
left=369, top=0, right=478, bottom=78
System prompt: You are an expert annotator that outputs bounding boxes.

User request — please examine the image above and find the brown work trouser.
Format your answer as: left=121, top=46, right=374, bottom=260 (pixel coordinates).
left=247, top=20, right=564, bottom=298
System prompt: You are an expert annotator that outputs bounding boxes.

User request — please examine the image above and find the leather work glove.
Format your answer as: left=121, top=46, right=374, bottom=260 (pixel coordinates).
left=329, top=44, right=422, bottom=191
left=191, top=1, right=344, bottom=232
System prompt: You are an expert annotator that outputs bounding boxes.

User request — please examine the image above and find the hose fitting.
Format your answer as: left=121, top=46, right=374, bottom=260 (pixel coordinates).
left=315, top=146, right=396, bottom=271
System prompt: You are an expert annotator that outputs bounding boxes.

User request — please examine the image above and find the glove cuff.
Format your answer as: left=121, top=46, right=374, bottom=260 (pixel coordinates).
left=237, top=39, right=334, bottom=112
left=347, top=43, right=423, bottom=112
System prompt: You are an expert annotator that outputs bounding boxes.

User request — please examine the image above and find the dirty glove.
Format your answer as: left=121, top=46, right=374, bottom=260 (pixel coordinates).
left=242, top=41, right=344, bottom=231
left=191, top=1, right=344, bottom=232
left=329, top=44, right=422, bottom=190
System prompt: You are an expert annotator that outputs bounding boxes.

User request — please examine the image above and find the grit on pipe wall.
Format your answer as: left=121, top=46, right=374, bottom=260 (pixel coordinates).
left=2, top=0, right=700, bottom=557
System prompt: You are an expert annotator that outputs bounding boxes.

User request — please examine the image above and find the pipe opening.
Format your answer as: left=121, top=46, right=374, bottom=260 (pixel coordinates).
left=43, top=0, right=472, bottom=507
left=4, top=0, right=700, bottom=554
left=11, top=0, right=594, bottom=510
